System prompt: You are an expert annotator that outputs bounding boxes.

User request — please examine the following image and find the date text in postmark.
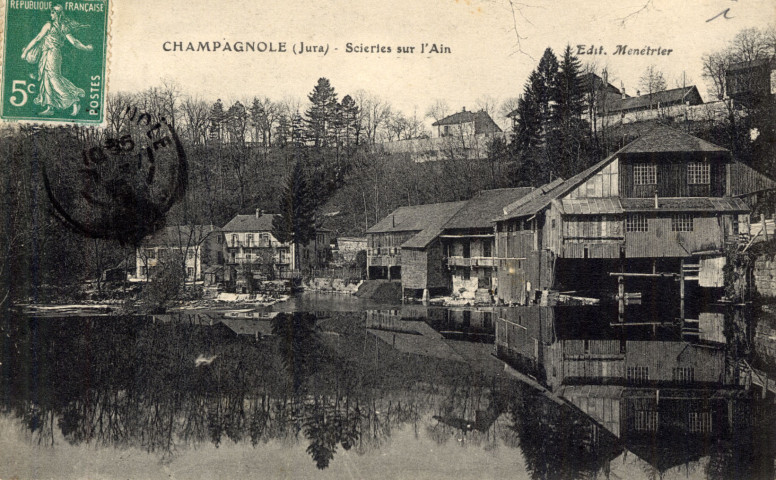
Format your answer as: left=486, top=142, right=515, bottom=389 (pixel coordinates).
left=1, top=1, right=109, bottom=123
left=41, top=109, right=188, bottom=245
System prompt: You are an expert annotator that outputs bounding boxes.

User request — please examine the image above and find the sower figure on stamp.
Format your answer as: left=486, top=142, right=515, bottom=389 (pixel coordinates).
left=21, top=5, right=93, bottom=116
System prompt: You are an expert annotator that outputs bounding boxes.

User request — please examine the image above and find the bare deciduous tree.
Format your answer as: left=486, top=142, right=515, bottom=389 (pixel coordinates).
left=424, top=98, right=450, bottom=125
left=354, top=90, right=392, bottom=144
left=638, top=64, right=667, bottom=108
left=180, top=95, right=211, bottom=145
left=475, top=95, right=499, bottom=115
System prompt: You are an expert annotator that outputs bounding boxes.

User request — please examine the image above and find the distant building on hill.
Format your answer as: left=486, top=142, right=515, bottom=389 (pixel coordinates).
left=725, top=57, right=776, bottom=105
left=601, top=86, right=704, bottom=118
left=431, top=108, right=502, bottom=138
left=374, top=107, right=505, bottom=163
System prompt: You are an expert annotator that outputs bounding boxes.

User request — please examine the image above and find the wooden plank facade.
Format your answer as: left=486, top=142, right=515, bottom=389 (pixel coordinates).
left=493, top=126, right=770, bottom=302
left=495, top=307, right=730, bottom=390
left=365, top=127, right=773, bottom=303
left=401, top=241, right=449, bottom=291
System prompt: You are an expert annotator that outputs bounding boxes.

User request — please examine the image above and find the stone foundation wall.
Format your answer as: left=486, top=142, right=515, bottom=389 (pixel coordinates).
left=754, top=256, right=776, bottom=298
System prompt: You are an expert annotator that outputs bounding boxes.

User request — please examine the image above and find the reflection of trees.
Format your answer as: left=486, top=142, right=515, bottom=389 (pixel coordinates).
left=2, top=314, right=466, bottom=468
left=7, top=312, right=766, bottom=475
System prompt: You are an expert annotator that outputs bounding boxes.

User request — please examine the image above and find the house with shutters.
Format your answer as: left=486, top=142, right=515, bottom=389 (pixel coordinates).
left=222, top=209, right=331, bottom=289
left=494, top=125, right=776, bottom=304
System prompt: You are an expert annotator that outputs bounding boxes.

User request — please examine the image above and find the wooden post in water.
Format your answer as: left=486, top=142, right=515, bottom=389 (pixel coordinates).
left=680, top=258, right=685, bottom=322
left=618, top=276, right=625, bottom=323
left=763, top=374, right=768, bottom=400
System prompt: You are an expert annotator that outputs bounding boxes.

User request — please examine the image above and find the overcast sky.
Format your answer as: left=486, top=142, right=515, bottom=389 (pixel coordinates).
left=109, top=0, right=774, bottom=124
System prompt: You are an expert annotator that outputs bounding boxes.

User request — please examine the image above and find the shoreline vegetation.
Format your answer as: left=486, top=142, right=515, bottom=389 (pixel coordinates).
left=1, top=27, right=774, bottom=313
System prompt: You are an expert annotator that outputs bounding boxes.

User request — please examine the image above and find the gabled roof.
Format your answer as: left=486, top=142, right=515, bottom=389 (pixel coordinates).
left=498, top=126, right=734, bottom=221
left=496, top=178, right=565, bottom=220
left=443, top=187, right=533, bottom=230
left=367, top=201, right=466, bottom=234
left=497, top=155, right=621, bottom=221
left=618, top=125, right=728, bottom=154
left=432, top=109, right=503, bottom=134
left=367, top=201, right=467, bottom=250
left=579, top=72, right=621, bottom=95
left=222, top=213, right=277, bottom=232
left=730, top=161, right=776, bottom=196
left=603, top=86, right=702, bottom=114
left=143, top=225, right=220, bottom=247
left=432, top=109, right=479, bottom=125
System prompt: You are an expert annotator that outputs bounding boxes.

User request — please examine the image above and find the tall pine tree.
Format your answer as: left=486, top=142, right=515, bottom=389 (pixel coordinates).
left=305, top=78, right=339, bottom=147
left=549, top=45, right=591, bottom=178
left=338, top=95, right=360, bottom=147
left=552, top=45, right=585, bottom=125
left=511, top=48, right=559, bottom=185
left=273, top=158, right=317, bottom=271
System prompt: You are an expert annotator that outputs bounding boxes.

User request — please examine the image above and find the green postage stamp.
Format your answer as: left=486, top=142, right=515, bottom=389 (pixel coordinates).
left=1, top=0, right=109, bottom=123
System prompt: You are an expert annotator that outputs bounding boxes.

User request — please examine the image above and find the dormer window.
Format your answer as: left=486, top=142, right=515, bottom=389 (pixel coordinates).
left=687, top=162, right=710, bottom=185
left=634, top=164, right=657, bottom=185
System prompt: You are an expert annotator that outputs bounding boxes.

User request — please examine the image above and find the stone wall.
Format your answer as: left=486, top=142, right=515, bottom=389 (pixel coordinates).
left=754, top=256, right=776, bottom=297
left=304, top=278, right=362, bottom=294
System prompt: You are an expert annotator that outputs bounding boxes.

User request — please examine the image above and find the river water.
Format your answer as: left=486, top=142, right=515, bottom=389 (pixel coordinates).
left=1, top=293, right=774, bottom=479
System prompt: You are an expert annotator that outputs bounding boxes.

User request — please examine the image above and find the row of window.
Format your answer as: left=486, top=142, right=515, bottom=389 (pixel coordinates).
left=625, top=366, right=698, bottom=383
left=626, top=213, right=695, bottom=232
left=505, top=213, right=714, bottom=234
left=633, top=162, right=710, bottom=186
left=634, top=411, right=712, bottom=433
left=230, top=233, right=272, bottom=247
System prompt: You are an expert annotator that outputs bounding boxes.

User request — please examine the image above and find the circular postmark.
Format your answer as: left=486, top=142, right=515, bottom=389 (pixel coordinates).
left=39, top=108, right=187, bottom=245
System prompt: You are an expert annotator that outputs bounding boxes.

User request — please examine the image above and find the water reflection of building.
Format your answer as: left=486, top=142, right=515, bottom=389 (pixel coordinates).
left=364, top=308, right=503, bottom=373
left=496, top=307, right=735, bottom=388
left=495, top=306, right=753, bottom=472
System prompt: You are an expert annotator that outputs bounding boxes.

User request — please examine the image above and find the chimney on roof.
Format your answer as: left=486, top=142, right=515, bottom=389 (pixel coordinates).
left=391, top=215, right=395, bottom=228
left=462, top=106, right=466, bottom=112
left=256, top=208, right=262, bottom=218
left=621, top=88, right=626, bottom=99
left=636, top=90, right=641, bottom=97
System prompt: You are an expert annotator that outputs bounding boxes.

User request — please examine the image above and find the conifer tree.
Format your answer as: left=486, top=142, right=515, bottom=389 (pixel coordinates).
left=305, top=78, right=339, bottom=147
left=510, top=48, right=559, bottom=184
left=535, top=48, right=559, bottom=132
left=209, top=99, right=226, bottom=142
left=550, top=45, right=590, bottom=178
left=552, top=45, right=585, bottom=124
left=291, top=111, right=306, bottom=148
left=339, top=95, right=360, bottom=147
left=273, top=158, right=316, bottom=270
left=276, top=114, right=292, bottom=147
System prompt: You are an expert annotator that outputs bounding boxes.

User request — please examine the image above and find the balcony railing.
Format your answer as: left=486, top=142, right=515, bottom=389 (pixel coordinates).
left=448, top=256, right=496, bottom=267
left=228, top=240, right=273, bottom=249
